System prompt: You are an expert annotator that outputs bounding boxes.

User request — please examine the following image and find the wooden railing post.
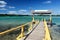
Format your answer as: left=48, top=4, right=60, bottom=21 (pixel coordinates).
left=28, top=22, right=32, bottom=32
left=50, top=15, right=52, bottom=22
left=16, top=26, right=24, bottom=40
left=20, top=26, right=24, bottom=38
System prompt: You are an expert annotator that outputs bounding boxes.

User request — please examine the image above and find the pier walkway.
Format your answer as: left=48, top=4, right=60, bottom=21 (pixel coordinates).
left=25, top=21, right=45, bottom=40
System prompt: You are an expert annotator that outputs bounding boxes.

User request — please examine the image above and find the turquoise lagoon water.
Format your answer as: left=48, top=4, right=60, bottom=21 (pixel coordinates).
left=50, top=16, right=60, bottom=40
left=0, top=16, right=32, bottom=32
left=0, top=16, right=60, bottom=40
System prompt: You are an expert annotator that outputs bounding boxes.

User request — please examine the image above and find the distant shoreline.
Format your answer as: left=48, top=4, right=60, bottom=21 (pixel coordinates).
left=0, top=14, right=60, bottom=16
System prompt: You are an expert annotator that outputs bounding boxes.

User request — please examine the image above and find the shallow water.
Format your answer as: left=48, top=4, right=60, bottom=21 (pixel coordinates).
left=49, top=17, right=60, bottom=40
left=0, top=16, right=60, bottom=40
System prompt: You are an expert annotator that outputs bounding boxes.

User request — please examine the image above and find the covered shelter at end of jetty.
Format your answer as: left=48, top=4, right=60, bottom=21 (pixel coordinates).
left=31, top=10, right=52, bottom=23
left=32, top=10, right=51, bottom=14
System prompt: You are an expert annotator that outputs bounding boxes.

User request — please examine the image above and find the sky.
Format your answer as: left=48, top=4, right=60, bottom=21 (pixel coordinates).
left=0, top=0, right=60, bottom=15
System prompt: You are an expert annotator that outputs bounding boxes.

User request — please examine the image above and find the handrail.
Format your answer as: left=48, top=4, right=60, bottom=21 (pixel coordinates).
left=0, top=20, right=38, bottom=40
left=43, top=19, right=51, bottom=40
left=0, top=22, right=32, bottom=35
left=16, top=20, right=39, bottom=40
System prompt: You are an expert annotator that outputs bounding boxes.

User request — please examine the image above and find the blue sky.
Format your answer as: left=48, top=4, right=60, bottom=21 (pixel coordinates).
left=0, top=0, right=60, bottom=15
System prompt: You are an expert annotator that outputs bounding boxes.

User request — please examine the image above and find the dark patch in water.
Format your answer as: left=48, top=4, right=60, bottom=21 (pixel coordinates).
left=57, top=25, right=60, bottom=27
left=52, top=23, right=56, bottom=25
left=47, top=22, right=56, bottom=25
left=54, top=27, right=60, bottom=33
left=0, top=24, right=21, bottom=32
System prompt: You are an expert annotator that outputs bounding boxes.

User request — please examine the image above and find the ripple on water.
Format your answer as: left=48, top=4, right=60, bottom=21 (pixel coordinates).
left=49, top=25, right=60, bottom=40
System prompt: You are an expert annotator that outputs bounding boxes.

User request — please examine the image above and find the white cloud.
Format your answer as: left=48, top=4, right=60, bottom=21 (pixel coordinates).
left=8, top=10, right=28, bottom=15
left=9, top=6, right=15, bottom=8
left=18, top=10, right=27, bottom=14
left=18, top=10, right=31, bottom=15
left=0, top=1, right=7, bottom=7
left=19, top=10, right=27, bottom=12
left=0, top=8, right=7, bottom=10
left=43, top=1, right=52, bottom=4
left=8, top=11, right=17, bottom=14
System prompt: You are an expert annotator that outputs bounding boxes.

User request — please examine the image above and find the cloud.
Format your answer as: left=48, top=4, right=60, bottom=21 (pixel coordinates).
left=43, top=1, right=52, bottom=4
left=18, top=10, right=30, bottom=15
left=18, top=10, right=27, bottom=14
left=8, top=10, right=27, bottom=15
left=9, top=6, right=15, bottom=8
left=19, top=10, right=27, bottom=12
left=8, top=11, right=17, bottom=14
left=0, top=8, right=7, bottom=10
left=0, top=1, right=7, bottom=7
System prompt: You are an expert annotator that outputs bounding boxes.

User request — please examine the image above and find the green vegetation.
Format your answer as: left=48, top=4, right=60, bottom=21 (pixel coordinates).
left=0, top=14, right=30, bottom=16
left=0, top=14, right=60, bottom=16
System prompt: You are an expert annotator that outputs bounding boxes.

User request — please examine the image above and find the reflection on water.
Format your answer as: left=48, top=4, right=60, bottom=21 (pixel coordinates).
left=49, top=25, right=60, bottom=40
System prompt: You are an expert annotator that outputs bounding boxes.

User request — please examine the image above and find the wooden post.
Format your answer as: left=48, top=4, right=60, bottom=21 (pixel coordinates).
left=16, top=26, right=24, bottom=40
left=28, top=22, right=32, bottom=32
left=50, top=15, right=52, bottom=22
left=32, top=14, right=34, bottom=22
left=50, top=15, right=52, bottom=27
left=20, top=26, right=24, bottom=38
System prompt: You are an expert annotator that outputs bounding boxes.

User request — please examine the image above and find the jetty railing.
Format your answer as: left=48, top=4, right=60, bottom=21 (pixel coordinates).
left=0, top=22, right=31, bottom=35
left=16, top=20, right=39, bottom=40
left=0, top=20, right=39, bottom=40
left=43, top=19, right=51, bottom=40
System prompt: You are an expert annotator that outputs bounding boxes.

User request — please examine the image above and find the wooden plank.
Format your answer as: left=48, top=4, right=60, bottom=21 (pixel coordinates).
left=25, top=21, right=45, bottom=40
